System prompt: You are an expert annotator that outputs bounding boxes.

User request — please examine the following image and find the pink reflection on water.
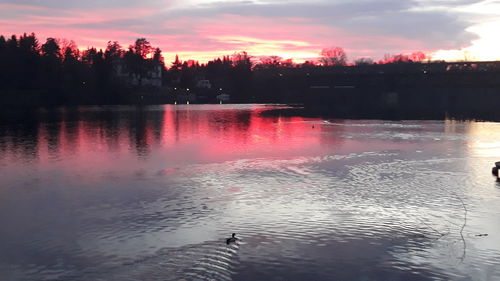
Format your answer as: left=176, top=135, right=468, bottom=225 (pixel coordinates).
left=1, top=105, right=330, bottom=180
left=2, top=105, right=460, bottom=183
left=158, top=105, right=326, bottom=163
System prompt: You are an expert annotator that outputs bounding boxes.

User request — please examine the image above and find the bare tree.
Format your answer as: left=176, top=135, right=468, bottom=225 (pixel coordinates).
left=260, top=55, right=282, bottom=66
left=320, top=47, right=347, bottom=66
left=59, top=39, right=79, bottom=63
left=409, top=51, right=426, bottom=62
left=354, top=58, right=374, bottom=66
left=232, top=51, right=252, bottom=68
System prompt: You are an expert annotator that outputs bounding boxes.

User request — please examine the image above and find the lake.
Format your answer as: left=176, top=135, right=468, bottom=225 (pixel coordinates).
left=1, top=104, right=500, bottom=281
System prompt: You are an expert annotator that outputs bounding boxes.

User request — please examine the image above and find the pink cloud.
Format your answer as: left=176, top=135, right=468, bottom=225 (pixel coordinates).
left=1, top=6, right=434, bottom=64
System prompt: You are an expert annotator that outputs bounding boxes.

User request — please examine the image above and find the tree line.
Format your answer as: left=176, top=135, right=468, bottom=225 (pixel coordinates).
left=0, top=33, right=165, bottom=105
left=1, top=32, right=497, bottom=107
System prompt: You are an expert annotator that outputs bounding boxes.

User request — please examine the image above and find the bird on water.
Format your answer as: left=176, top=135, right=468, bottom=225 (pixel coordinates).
left=226, top=233, right=238, bottom=244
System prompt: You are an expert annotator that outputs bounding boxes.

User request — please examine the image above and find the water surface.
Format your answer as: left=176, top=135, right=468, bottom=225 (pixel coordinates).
left=1, top=104, right=500, bottom=281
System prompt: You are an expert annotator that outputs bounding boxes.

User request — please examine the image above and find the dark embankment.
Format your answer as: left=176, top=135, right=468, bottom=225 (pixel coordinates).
left=259, top=61, right=500, bottom=121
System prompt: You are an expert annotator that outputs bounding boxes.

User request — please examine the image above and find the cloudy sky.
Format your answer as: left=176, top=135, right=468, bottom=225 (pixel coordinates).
left=1, top=0, right=499, bottom=63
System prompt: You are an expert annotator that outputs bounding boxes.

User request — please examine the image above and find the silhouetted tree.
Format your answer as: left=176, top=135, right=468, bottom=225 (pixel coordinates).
left=230, top=51, right=253, bottom=101
left=259, top=55, right=283, bottom=67
left=0, top=36, right=6, bottom=50
left=19, top=33, right=39, bottom=53
left=41, top=38, right=61, bottom=59
left=320, top=47, right=347, bottom=66
left=153, top=48, right=163, bottom=64
left=38, top=38, right=63, bottom=101
left=0, top=36, right=5, bottom=87
left=121, top=38, right=165, bottom=87
left=172, top=55, right=182, bottom=70
left=17, top=33, right=40, bottom=89
left=104, top=41, right=123, bottom=61
left=232, top=51, right=252, bottom=68
left=354, top=58, right=374, bottom=66
left=133, top=38, right=152, bottom=59
left=61, top=40, right=79, bottom=64
left=0, top=33, right=169, bottom=105
left=409, top=51, right=426, bottom=62
left=82, top=47, right=99, bottom=65
left=7, top=35, right=18, bottom=51
left=124, top=47, right=143, bottom=85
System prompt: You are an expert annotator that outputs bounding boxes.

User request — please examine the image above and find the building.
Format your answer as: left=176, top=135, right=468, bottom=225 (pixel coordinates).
left=113, top=60, right=162, bottom=87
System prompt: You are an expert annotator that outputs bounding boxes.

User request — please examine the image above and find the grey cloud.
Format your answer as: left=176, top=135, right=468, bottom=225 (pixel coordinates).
left=338, top=11, right=476, bottom=49
left=0, top=0, right=483, bottom=58
left=162, top=0, right=478, bottom=50
left=68, top=19, right=185, bottom=36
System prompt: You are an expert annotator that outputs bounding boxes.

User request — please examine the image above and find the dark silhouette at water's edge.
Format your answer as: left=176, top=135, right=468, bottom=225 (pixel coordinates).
left=261, top=106, right=500, bottom=122
left=2, top=32, right=500, bottom=121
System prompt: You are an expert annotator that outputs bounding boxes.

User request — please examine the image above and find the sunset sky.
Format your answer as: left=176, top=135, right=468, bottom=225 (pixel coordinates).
left=1, top=0, right=499, bottom=64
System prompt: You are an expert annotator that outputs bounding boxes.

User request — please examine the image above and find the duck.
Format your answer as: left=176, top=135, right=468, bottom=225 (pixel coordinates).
left=226, top=233, right=238, bottom=244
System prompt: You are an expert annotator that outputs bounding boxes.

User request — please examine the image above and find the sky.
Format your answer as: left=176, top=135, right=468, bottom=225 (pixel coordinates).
left=1, top=0, right=499, bottom=64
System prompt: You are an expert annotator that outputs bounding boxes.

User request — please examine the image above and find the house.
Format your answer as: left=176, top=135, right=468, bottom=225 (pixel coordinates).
left=113, top=60, right=162, bottom=88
